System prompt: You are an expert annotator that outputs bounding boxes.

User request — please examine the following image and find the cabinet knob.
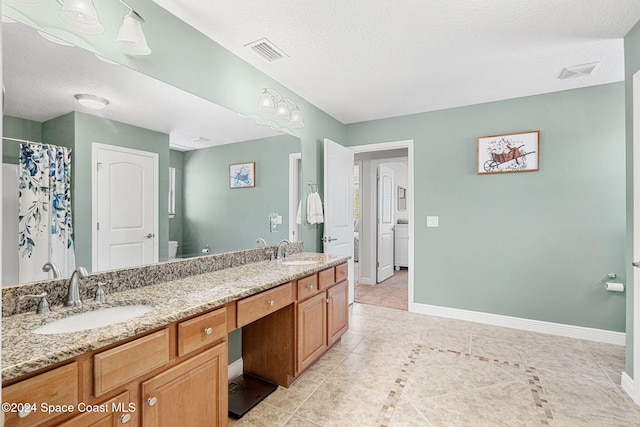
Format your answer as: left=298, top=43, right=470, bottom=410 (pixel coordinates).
left=268, top=300, right=275, bottom=307
left=307, top=284, right=314, bottom=290
left=17, top=407, right=32, bottom=419
left=204, top=327, right=213, bottom=335
left=147, top=397, right=158, bottom=407
left=326, top=298, right=331, bottom=304
left=120, top=413, right=132, bottom=424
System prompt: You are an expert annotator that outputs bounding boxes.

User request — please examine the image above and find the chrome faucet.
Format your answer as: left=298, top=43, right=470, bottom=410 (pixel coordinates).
left=65, top=266, right=88, bottom=307
left=256, top=238, right=267, bottom=247
left=42, top=261, right=61, bottom=278
left=277, top=239, right=291, bottom=259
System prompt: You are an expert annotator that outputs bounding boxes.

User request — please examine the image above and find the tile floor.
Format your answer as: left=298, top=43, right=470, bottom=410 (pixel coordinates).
left=354, top=266, right=408, bottom=311
left=229, top=303, right=640, bottom=427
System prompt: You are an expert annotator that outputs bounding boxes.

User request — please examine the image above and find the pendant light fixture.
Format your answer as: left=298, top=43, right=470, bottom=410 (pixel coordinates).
left=256, top=89, right=305, bottom=128
left=57, top=0, right=104, bottom=34
left=116, top=10, right=151, bottom=55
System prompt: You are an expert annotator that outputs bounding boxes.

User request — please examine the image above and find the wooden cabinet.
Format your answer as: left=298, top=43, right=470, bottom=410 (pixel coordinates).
left=237, top=282, right=294, bottom=327
left=57, top=391, right=133, bottom=427
left=178, top=307, right=226, bottom=357
left=327, top=280, right=349, bottom=346
left=294, top=263, right=349, bottom=375
left=3, top=362, right=78, bottom=427
left=94, top=329, right=170, bottom=398
left=141, top=343, right=227, bottom=427
left=296, top=292, right=327, bottom=372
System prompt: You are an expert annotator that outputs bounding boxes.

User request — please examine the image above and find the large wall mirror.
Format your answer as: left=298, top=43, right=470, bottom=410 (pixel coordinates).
left=2, top=20, right=302, bottom=286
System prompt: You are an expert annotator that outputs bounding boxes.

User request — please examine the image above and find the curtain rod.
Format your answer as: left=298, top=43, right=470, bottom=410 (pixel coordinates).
left=2, top=137, right=72, bottom=152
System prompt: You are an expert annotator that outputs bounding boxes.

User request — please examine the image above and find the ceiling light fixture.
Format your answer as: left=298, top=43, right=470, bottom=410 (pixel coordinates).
left=116, top=1, right=151, bottom=56
left=257, top=89, right=305, bottom=128
left=57, top=0, right=104, bottom=34
left=74, top=94, right=109, bottom=110
left=37, top=30, right=75, bottom=47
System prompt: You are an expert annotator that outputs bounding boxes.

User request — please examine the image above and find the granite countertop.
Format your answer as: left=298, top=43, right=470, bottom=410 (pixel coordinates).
left=2, top=253, right=349, bottom=382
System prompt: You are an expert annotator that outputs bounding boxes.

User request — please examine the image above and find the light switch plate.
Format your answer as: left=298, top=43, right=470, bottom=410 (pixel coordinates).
left=426, top=216, right=439, bottom=228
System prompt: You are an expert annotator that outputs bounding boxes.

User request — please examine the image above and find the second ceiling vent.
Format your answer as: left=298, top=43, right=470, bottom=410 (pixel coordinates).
left=245, top=38, right=288, bottom=62
left=558, top=62, right=600, bottom=79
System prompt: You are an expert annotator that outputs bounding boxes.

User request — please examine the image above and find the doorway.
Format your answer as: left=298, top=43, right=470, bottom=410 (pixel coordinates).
left=351, top=141, right=414, bottom=311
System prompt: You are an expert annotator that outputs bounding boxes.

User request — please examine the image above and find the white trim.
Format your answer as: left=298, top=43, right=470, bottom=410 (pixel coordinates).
left=631, top=69, right=640, bottom=404
left=228, top=357, right=243, bottom=380
left=289, top=152, right=302, bottom=242
left=91, top=143, right=159, bottom=271
left=350, top=140, right=414, bottom=308
left=412, top=302, right=626, bottom=346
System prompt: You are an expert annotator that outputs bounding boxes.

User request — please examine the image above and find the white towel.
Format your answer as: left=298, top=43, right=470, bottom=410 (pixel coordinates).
left=307, top=192, right=324, bottom=225
left=296, top=200, right=302, bottom=225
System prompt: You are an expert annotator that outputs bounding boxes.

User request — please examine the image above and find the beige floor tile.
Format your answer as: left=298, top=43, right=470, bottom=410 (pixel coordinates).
left=411, top=381, right=546, bottom=427
left=294, top=381, right=389, bottom=427
left=470, top=335, right=528, bottom=363
left=328, top=351, right=405, bottom=393
left=264, top=370, right=326, bottom=413
left=282, top=415, right=325, bottom=427
left=228, top=402, right=293, bottom=427
left=389, top=402, right=435, bottom=427
left=542, top=373, right=640, bottom=426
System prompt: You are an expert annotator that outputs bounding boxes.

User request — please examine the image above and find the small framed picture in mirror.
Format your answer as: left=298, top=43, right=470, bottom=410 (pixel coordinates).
left=229, top=162, right=256, bottom=188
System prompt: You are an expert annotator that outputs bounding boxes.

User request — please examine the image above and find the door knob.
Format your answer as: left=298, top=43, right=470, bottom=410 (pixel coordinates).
left=633, top=261, right=640, bottom=268
left=322, top=236, right=338, bottom=243
left=144, top=233, right=155, bottom=239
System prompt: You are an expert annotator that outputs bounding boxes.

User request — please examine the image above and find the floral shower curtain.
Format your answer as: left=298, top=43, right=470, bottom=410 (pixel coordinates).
left=18, top=143, right=75, bottom=283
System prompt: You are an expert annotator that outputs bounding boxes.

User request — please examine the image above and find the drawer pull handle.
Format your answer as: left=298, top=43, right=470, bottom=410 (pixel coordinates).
left=148, top=397, right=158, bottom=407
left=204, top=327, right=213, bottom=335
left=121, top=413, right=132, bottom=424
left=307, top=284, right=314, bottom=290
left=268, top=300, right=275, bottom=307
left=17, top=407, right=32, bottom=418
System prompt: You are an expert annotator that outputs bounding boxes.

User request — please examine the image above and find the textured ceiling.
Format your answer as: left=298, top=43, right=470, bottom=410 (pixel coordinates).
left=2, top=22, right=281, bottom=150
left=152, top=0, right=640, bottom=124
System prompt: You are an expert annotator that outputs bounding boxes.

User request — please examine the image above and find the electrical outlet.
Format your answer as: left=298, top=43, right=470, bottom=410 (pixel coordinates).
left=426, top=216, right=439, bottom=228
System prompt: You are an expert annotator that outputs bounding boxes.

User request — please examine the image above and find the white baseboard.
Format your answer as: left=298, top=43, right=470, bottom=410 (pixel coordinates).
left=410, top=303, right=626, bottom=346
left=228, top=358, right=243, bottom=379
left=359, top=276, right=374, bottom=285
left=621, top=372, right=639, bottom=404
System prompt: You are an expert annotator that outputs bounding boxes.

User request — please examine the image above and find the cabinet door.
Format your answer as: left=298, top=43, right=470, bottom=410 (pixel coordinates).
left=141, top=343, right=227, bottom=427
left=327, top=280, right=349, bottom=346
left=296, top=292, right=327, bottom=373
left=58, top=391, right=134, bottom=427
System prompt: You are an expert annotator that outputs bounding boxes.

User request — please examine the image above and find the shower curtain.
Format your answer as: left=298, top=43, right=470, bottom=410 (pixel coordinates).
left=18, top=143, right=76, bottom=283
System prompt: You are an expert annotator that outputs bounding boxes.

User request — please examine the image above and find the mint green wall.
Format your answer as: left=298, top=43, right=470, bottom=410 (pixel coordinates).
left=347, top=83, right=626, bottom=333
left=2, top=115, right=43, bottom=164
left=73, top=112, right=170, bottom=269
left=624, top=20, right=640, bottom=378
left=182, top=135, right=300, bottom=257
left=169, top=150, right=184, bottom=256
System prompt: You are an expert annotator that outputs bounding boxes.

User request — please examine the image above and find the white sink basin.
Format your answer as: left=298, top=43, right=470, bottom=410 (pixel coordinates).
left=32, top=305, right=153, bottom=335
left=280, top=260, right=319, bottom=266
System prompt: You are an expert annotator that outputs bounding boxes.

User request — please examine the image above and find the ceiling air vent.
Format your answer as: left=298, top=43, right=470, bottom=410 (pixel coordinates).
left=558, top=62, right=600, bottom=79
left=245, top=38, right=288, bottom=62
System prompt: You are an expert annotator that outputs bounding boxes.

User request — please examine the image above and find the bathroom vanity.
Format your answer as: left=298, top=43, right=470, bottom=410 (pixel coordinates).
left=1, top=253, right=349, bottom=427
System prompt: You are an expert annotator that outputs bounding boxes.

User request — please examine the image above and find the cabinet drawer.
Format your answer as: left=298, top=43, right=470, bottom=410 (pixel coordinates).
left=336, top=263, right=348, bottom=284
left=3, top=362, right=78, bottom=427
left=178, top=307, right=227, bottom=357
left=297, top=274, right=319, bottom=301
left=57, top=390, right=132, bottom=427
left=94, top=329, right=170, bottom=397
left=318, top=267, right=335, bottom=290
left=237, top=282, right=294, bottom=327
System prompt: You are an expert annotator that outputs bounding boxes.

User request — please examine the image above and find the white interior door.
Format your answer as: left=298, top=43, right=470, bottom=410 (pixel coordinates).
left=377, top=164, right=394, bottom=282
left=93, top=144, right=158, bottom=271
left=324, top=139, right=355, bottom=304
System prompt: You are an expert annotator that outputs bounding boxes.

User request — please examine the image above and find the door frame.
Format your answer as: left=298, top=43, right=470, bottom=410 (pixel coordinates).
left=91, top=143, right=159, bottom=271
left=628, top=70, right=640, bottom=404
left=350, top=140, right=415, bottom=311
left=289, top=152, right=302, bottom=242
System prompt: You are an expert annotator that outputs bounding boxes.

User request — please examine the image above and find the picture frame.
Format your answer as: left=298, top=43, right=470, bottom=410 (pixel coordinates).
left=229, top=162, right=256, bottom=188
left=477, top=130, right=539, bottom=174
